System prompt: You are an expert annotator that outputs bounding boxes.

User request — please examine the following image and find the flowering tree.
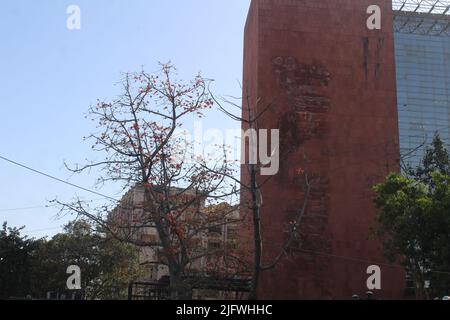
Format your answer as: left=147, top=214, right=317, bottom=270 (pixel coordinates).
left=61, top=63, right=247, bottom=299
left=203, top=87, right=316, bottom=300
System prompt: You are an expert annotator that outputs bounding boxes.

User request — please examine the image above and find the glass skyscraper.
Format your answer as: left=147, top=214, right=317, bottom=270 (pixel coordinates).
left=394, top=4, right=450, bottom=168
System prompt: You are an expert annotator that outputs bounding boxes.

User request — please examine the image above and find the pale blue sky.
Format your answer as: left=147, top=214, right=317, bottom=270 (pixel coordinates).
left=0, top=0, right=251, bottom=238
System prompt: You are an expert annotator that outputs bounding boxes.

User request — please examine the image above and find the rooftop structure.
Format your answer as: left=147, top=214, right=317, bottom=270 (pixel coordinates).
left=393, top=0, right=450, bottom=35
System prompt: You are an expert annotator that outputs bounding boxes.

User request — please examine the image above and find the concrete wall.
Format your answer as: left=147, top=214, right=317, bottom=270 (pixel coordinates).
left=242, top=0, right=405, bottom=299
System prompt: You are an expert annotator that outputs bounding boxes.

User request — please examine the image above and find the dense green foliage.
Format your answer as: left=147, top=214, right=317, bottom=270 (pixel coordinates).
left=374, top=134, right=450, bottom=298
left=0, top=223, right=38, bottom=299
left=0, top=220, right=142, bottom=300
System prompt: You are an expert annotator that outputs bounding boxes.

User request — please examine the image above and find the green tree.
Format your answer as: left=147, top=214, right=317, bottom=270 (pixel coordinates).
left=423, top=173, right=450, bottom=297
left=31, top=219, right=143, bottom=300
left=0, top=222, right=38, bottom=299
left=1, top=219, right=142, bottom=300
left=373, top=172, right=450, bottom=299
left=373, top=173, right=432, bottom=299
left=410, top=133, right=450, bottom=185
left=374, top=134, right=450, bottom=299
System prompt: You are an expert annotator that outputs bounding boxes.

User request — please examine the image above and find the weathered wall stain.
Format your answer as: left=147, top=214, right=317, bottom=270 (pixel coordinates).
left=376, top=37, right=385, bottom=80
left=363, top=37, right=370, bottom=80
left=272, top=56, right=333, bottom=296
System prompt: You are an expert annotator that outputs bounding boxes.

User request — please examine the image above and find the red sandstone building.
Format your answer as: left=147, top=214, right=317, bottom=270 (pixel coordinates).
left=242, top=0, right=406, bottom=299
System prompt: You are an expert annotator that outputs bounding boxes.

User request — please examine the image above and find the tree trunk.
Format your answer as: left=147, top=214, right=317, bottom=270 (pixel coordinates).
left=169, top=268, right=191, bottom=300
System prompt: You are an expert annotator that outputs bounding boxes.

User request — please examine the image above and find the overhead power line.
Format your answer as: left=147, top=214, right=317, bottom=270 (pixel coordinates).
left=0, top=198, right=108, bottom=214
left=0, top=154, right=118, bottom=202
left=0, top=204, right=57, bottom=213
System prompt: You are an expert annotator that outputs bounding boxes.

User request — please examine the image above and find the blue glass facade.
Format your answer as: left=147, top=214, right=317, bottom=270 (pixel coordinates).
left=394, top=23, right=450, bottom=167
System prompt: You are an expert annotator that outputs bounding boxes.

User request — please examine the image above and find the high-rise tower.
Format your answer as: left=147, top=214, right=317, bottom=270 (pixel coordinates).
left=393, top=0, right=450, bottom=167
left=242, top=0, right=405, bottom=299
